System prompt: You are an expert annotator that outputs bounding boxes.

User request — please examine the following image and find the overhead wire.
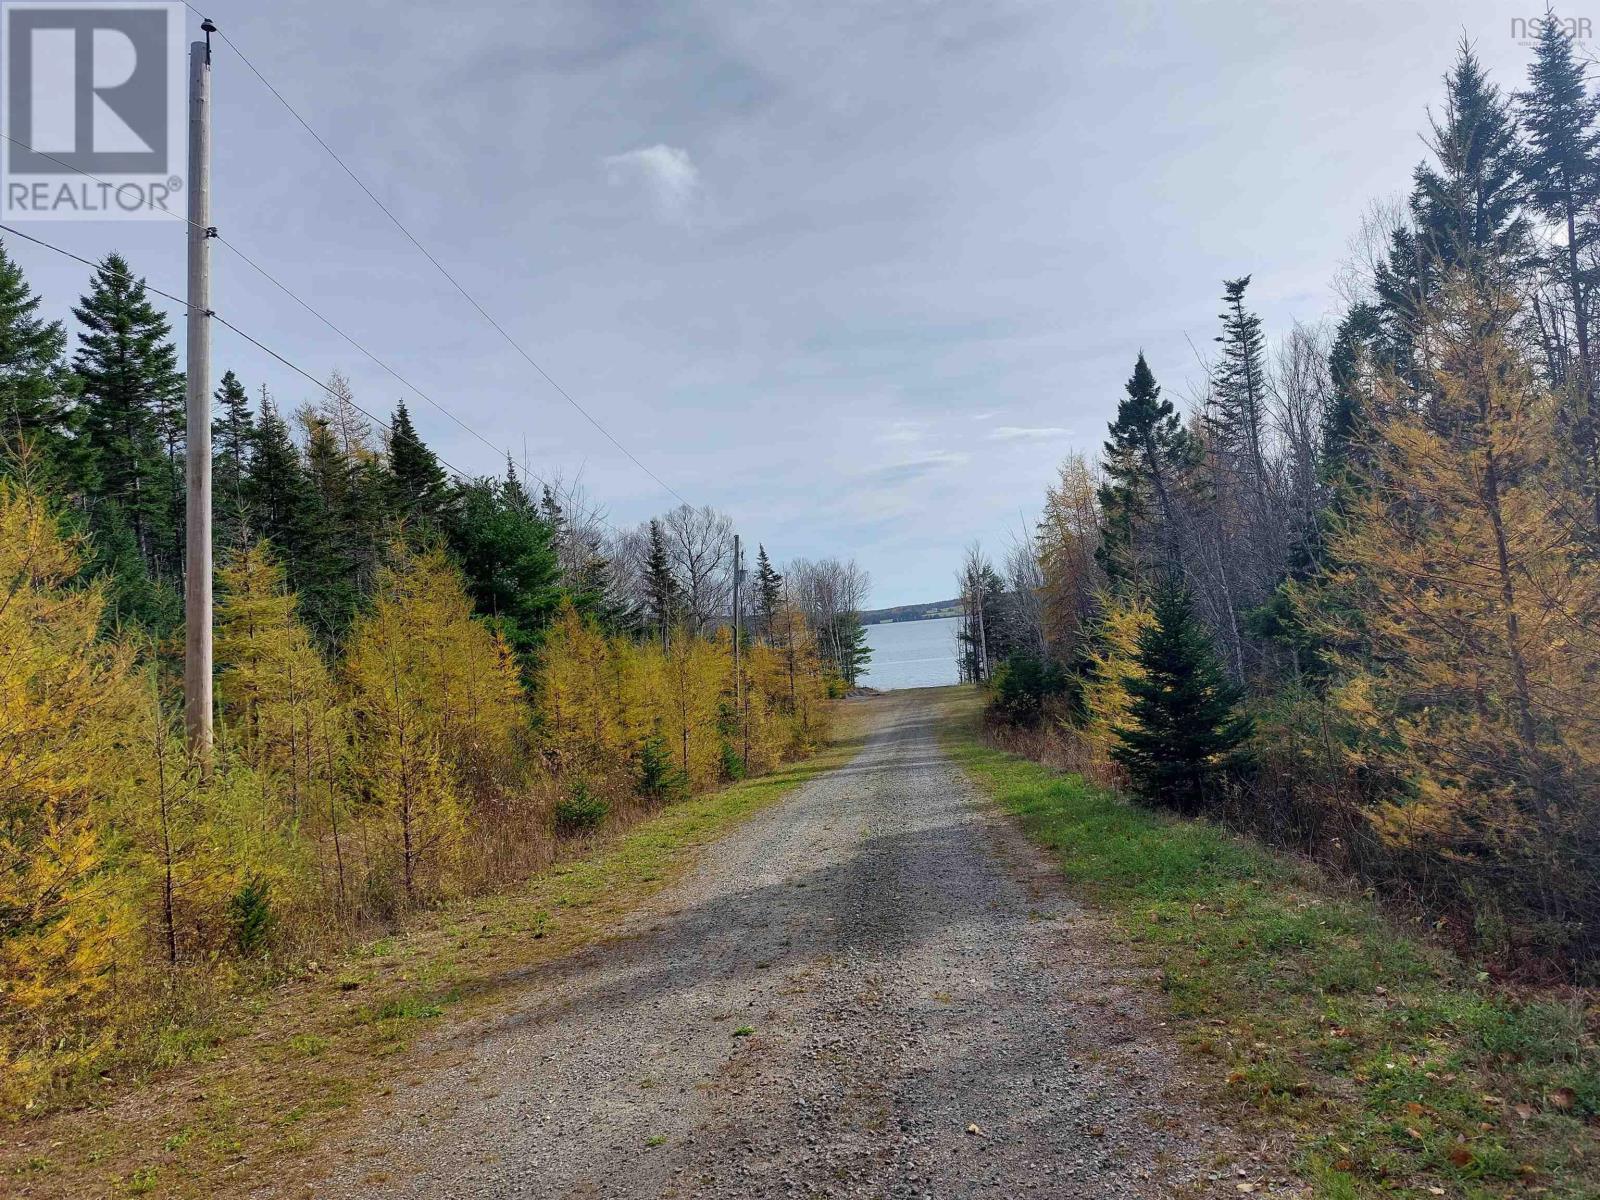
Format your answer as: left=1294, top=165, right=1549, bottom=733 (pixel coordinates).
left=0, top=220, right=537, bottom=489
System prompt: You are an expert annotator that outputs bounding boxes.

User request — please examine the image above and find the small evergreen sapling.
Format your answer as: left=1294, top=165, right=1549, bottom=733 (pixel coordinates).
left=1111, top=578, right=1252, bottom=814
left=554, top=779, right=608, bottom=834
left=637, top=733, right=688, bottom=804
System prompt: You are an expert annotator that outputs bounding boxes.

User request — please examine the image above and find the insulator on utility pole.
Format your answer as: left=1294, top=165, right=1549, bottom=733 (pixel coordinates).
left=183, top=25, right=215, bottom=758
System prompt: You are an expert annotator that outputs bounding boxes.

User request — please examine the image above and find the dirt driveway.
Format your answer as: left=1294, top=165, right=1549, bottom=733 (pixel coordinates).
left=301, top=689, right=1291, bottom=1199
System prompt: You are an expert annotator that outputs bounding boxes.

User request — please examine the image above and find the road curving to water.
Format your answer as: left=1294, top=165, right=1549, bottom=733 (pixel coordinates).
left=301, top=687, right=1293, bottom=1199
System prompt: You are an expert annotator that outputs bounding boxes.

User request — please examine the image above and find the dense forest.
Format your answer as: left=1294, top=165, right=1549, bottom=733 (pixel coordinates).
left=960, top=25, right=1600, bottom=978
left=0, top=245, right=873, bottom=1109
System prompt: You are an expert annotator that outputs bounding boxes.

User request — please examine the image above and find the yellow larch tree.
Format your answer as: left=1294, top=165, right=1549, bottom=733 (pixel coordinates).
left=536, top=601, right=630, bottom=780
left=342, top=547, right=521, bottom=905
left=1293, top=280, right=1600, bottom=943
left=1077, top=593, right=1154, bottom=762
left=0, top=481, right=142, bottom=1104
left=660, top=629, right=728, bottom=789
left=215, top=543, right=337, bottom=818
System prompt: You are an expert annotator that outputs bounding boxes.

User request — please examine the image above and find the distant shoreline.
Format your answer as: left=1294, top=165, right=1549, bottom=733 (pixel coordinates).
left=859, top=599, right=961, bottom=626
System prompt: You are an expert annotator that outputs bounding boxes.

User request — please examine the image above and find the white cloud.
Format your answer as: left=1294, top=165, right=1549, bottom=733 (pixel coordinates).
left=875, top=418, right=927, bottom=446
left=603, top=144, right=701, bottom=223
left=987, top=425, right=1071, bottom=441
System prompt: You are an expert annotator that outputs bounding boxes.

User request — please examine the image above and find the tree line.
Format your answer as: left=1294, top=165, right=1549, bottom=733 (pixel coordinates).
left=962, top=24, right=1600, bottom=976
left=0, top=245, right=870, bottom=1109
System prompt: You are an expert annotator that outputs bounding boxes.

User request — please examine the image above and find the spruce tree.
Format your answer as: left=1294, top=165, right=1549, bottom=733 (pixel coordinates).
left=836, top=613, right=872, bottom=687
left=299, top=414, right=365, bottom=639
left=211, top=370, right=254, bottom=551
left=1111, top=577, right=1252, bottom=815
left=72, top=253, right=184, bottom=577
left=386, top=400, right=451, bottom=536
left=0, top=239, right=69, bottom=472
left=754, top=544, right=783, bottom=640
left=445, top=474, right=562, bottom=676
left=1518, top=16, right=1600, bottom=527
left=644, top=518, right=679, bottom=649
left=1322, top=301, right=1383, bottom=475
left=1412, top=40, right=1528, bottom=279
left=1208, top=276, right=1270, bottom=489
left=1096, top=353, right=1193, bottom=584
left=244, top=396, right=312, bottom=559
left=1372, top=224, right=1437, bottom=400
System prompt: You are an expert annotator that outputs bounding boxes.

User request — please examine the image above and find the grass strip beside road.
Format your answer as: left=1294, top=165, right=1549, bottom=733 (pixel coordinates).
left=3, top=705, right=871, bottom=1200
left=937, top=688, right=1598, bottom=1200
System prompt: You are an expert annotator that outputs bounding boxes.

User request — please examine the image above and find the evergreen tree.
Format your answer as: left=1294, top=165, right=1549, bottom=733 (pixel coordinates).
left=835, top=612, right=872, bottom=687
left=1111, top=577, right=1252, bottom=815
left=211, top=371, right=255, bottom=551
left=1412, top=40, right=1528, bottom=280
left=0, top=240, right=69, bottom=473
left=754, top=544, right=783, bottom=640
left=636, top=733, right=688, bottom=804
left=243, top=396, right=313, bottom=562
left=386, top=400, right=450, bottom=536
left=71, top=253, right=184, bottom=577
left=1096, top=353, right=1194, bottom=584
left=68, top=501, right=181, bottom=636
left=644, top=518, right=680, bottom=649
left=1518, top=15, right=1600, bottom=527
left=302, top=413, right=397, bottom=641
left=1322, top=301, right=1383, bottom=475
left=445, top=475, right=563, bottom=677
left=1208, top=276, right=1270, bottom=489
left=1372, top=224, right=1438, bottom=400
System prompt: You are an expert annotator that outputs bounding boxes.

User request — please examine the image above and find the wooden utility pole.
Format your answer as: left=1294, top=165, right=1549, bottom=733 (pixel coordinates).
left=731, top=534, right=743, bottom=750
left=183, top=20, right=216, bottom=757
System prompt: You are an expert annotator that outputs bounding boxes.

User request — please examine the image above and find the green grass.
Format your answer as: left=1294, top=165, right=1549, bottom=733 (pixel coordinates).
left=939, top=694, right=1598, bottom=1200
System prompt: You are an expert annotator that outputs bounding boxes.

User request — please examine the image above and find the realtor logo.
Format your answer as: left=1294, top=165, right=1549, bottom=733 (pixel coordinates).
left=1, top=2, right=186, bottom=219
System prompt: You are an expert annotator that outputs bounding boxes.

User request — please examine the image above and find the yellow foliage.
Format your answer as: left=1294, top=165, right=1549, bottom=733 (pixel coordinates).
left=537, top=601, right=632, bottom=776
left=216, top=544, right=336, bottom=812
left=1077, top=593, right=1153, bottom=757
left=0, top=482, right=142, bottom=1102
left=1039, top=452, right=1104, bottom=655
left=1293, top=281, right=1600, bottom=926
left=343, top=546, right=520, bottom=904
left=3, top=509, right=832, bottom=1109
left=537, top=601, right=830, bottom=800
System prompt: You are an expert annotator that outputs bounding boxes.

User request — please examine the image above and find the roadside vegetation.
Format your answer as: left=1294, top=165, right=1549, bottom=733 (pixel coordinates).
left=953, top=23, right=1600, bottom=986
left=0, top=242, right=872, bottom=1117
left=942, top=692, right=1598, bottom=1200
left=0, top=707, right=864, bottom=1198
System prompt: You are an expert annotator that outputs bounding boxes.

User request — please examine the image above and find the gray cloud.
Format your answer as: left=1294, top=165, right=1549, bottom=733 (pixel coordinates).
left=0, top=0, right=1539, bottom=609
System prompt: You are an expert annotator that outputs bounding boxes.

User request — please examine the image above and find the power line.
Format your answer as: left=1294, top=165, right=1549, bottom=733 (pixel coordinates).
left=0, top=129, right=539, bottom=485
left=201, top=16, right=691, bottom=507
left=0, top=220, right=532, bottom=490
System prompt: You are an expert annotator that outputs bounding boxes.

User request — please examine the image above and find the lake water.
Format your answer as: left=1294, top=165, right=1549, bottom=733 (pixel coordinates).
left=859, top=616, right=961, bottom=690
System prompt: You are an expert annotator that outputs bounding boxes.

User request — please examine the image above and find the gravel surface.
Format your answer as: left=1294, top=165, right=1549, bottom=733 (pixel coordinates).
left=303, top=689, right=1297, bottom=1199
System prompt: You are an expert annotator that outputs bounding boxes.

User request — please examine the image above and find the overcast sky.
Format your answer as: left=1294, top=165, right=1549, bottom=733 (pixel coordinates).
left=5, top=0, right=1567, bottom=606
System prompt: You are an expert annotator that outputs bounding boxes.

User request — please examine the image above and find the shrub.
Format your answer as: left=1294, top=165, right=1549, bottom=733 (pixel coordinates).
left=553, top=781, right=608, bottom=834
left=228, top=876, right=275, bottom=957
left=719, top=741, right=745, bottom=782
left=636, top=734, right=688, bottom=804
left=989, top=652, right=1069, bottom=726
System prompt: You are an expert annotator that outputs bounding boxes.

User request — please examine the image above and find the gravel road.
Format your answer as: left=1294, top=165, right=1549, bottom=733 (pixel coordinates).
left=306, top=688, right=1292, bottom=1199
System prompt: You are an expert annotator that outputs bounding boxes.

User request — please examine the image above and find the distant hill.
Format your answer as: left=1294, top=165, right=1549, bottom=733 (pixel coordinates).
left=860, top=598, right=962, bottom=625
